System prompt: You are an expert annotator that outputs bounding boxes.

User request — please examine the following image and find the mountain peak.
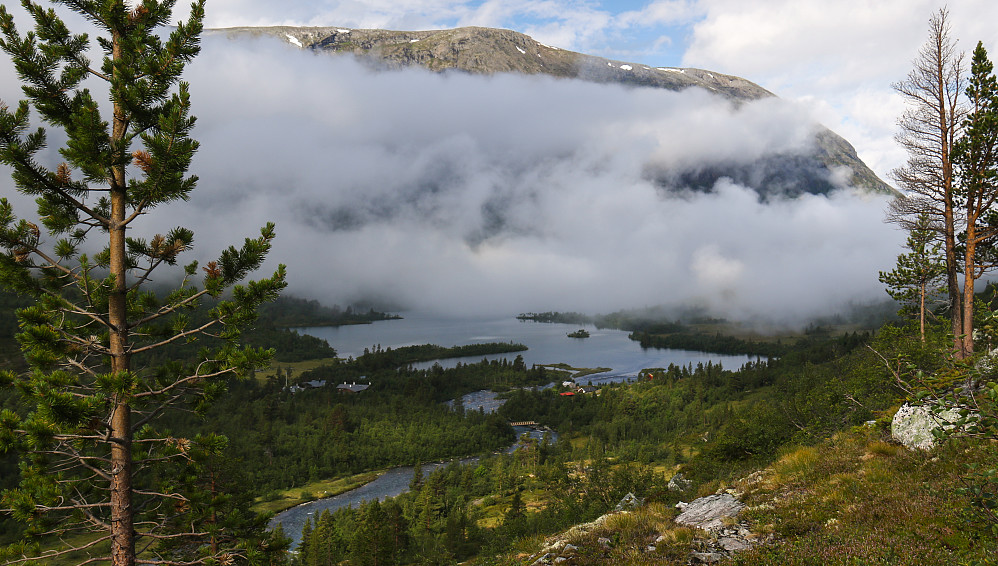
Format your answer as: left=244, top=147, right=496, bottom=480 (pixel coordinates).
left=207, top=24, right=894, bottom=197
left=209, top=25, right=775, bottom=102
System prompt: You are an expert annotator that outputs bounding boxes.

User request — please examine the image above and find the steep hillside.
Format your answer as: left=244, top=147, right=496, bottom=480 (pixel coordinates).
left=209, top=25, right=895, bottom=197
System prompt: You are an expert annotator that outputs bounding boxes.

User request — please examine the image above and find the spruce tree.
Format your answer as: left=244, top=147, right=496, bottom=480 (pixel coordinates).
left=297, top=518, right=313, bottom=566
left=350, top=500, right=392, bottom=566
left=0, top=1, right=286, bottom=565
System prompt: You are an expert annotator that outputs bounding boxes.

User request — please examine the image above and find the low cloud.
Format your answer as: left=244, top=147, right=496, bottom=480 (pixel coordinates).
left=3, top=36, right=905, bottom=322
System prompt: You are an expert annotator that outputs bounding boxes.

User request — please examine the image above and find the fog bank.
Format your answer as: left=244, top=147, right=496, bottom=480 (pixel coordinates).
left=3, top=36, right=905, bottom=322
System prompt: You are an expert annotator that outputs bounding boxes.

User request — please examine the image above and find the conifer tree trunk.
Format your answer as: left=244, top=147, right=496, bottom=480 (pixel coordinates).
left=888, top=8, right=967, bottom=355
left=108, top=25, right=136, bottom=565
left=0, top=1, right=288, bottom=564
left=920, top=281, right=927, bottom=343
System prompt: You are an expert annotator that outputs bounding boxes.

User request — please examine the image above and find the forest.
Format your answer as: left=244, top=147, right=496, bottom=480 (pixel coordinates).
left=1, top=3, right=997, bottom=565
left=3, top=276, right=997, bottom=565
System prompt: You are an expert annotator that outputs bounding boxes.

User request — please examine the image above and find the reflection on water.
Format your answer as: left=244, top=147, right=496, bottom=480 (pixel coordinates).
left=269, top=425, right=551, bottom=549
left=300, top=313, right=754, bottom=379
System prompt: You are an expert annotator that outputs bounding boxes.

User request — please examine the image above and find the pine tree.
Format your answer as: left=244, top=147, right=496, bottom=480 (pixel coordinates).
left=0, top=1, right=286, bottom=565
left=953, top=41, right=998, bottom=356
left=879, top=214, right=947, bottom=342
left=381, top=499, right=408, bottom=565
left=409, top=461, right=424, bottom=491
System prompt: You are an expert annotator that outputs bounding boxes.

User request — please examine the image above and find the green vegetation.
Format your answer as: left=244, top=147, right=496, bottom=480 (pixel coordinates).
left=165, top=350, right=551, bottom=492
left=541, top=363, right=612, bottom=379
left=257, top=295, right=402, bottom=327
left=252, top=471, right=383, bottom=515
left=294, top=437, right=668, bottom=565
left=629, top=330, right=788, bottom=357
left=10, top=276, right=994, bottom=565
left=567, top=329, right=590, bottom=338
left=0, top=291, right=29, bottom=372
left=0, top=1, right=288, bottom=564
left=350, top=342, right=528, bottom=369
left=518, top=311, right=592, bottom=324
left=730, top=429, right=997, bottom=565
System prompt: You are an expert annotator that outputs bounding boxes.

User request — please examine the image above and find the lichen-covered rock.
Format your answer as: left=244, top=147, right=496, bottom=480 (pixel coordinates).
left=668, top=472, right=692, bottom=492
left=675, top=494, right=745, bottom=531
left=718, top=537, right=752, bottom=551
left=891, top=403, right=964, bottom=451
left=613, top=492, right=644, bottom=512
left=691, top=551, right=726, bottom=563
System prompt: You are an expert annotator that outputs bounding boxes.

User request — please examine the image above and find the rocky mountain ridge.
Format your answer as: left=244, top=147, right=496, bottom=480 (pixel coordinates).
left=211, top=26, right=774, bottom=101
left=208, top=25, right=895, bottom=197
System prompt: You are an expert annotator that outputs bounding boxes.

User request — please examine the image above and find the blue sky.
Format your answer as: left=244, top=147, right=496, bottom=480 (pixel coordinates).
left=200, top=0, right=702, bottom=68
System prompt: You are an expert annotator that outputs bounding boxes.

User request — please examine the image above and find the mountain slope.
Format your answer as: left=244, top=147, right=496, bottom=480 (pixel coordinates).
left=209, top=25, right=895, bottom=197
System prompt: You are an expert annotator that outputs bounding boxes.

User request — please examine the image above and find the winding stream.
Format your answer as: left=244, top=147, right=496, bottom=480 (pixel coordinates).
left=268, top=425, right=548, bottom=548
left=270, top=315, right=755, bottom=547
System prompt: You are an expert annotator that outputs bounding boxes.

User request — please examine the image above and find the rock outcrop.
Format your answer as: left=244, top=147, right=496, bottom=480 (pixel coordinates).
left=675, top=493, right=745, bottom=531
left=668, top=472, right=692, bottom=493
left=527, top=492, right=761, bottom=565
left=891, top=402, right=964, bottom=451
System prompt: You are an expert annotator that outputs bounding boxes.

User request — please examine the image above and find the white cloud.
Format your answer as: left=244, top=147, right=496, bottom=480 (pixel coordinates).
left=615, top=0, right=702, bottom=28
left=120, top=37, right=901, bottom=321
left=680, top=0, right=998, bottom=183
left=0, top=4, right=924, bottom=324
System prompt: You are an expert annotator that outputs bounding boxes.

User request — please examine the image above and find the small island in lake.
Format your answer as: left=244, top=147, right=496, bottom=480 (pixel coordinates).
left=567, top=329, right=590, bottom=338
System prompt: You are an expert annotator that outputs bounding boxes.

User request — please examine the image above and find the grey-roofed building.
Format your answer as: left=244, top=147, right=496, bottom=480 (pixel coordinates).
left=337, top=382, right=369, bottom=393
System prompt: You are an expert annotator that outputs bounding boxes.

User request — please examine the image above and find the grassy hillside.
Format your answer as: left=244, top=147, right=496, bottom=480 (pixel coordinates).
left=474, top=427, right=996, bottom=565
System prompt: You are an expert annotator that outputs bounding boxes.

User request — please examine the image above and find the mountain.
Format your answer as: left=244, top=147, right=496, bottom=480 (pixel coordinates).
left=208, top=25, right=895, bottom=197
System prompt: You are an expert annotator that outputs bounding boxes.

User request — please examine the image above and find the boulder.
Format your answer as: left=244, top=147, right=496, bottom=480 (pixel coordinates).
left=675, top=494, right=745, bottom=531
left=690, top=551, right=726, bottom=563
left=613, top=492, right=644, bottom=512
left=718, top=537, right=752, bottom=552
left=668, top=472, right=692, bottom=492
left=891, top=403, right=964, bottom=451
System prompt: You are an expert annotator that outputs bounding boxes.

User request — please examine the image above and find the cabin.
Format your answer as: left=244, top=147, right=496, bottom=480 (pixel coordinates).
left=287, top=380, right=327, bottom=394
left=337, top=382, right=370, bottom=394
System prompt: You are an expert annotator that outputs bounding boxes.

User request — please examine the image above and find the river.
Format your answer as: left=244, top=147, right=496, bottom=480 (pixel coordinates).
left=270, top=314, right=755, bottom=547
left=268, top=425, right=550, bottom=548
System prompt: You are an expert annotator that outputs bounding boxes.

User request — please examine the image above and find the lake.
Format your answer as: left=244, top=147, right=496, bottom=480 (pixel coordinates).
left=299, top=313, right=755, bottom=383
